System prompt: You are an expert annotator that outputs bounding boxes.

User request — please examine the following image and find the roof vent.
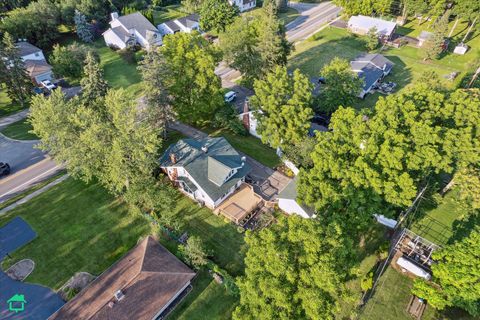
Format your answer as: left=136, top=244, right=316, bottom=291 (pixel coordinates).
left=114, top=290, right=125, bottom=302
left=108, top=301, right=115, bottom=308
left=241, top=156, right=246, bottom=162
left=201, top=146, right=208, bottom=153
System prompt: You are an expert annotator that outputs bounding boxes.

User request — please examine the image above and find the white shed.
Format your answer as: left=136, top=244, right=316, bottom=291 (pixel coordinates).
left=277, top=177, right=315, bottom=219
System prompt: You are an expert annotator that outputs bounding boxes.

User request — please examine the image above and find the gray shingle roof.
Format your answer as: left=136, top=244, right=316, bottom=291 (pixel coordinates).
left=159, top=137, right=250, bottom=201
left=164, top=20, right=181, bottom=32
left=111, top=26, right=131, bottom=42
left=117, top=12, right=159, bottom=39
left=277, top=177, right=315, bottom=217
left=350, top=53, right=394, bottom=91
left=15, top=42, right=42, bottom=57
left=176, top=14, right=199, bottom=28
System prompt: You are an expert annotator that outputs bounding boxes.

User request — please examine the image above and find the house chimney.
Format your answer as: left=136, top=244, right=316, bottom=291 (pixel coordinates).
left=170, top=153, right=177, bottom=164
left=108, top=301, right=115, bottom=308
left=114, top=290, right=125, bottom=302
left=111, top=12, right=119, bottom=21
left=201, top=146, right=208, bottom=153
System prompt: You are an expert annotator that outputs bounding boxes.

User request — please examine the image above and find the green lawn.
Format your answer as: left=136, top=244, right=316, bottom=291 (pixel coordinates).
left=171, top=194, right=246, bottom=276
left=410, top=189, right=470, bottom=246
left=168, top=270, right=238, bottom=320
left=0, top=178, right=153, bottom=289
left=0, top=118, right=38, bottom=140
left=206, top=127, right=280, bottom=168
left=289, top=24, right=480, bottom=109
left=360, top=266, right=436, bottom=320
left=0, top=88, right=25, bottom=118
left=279, top=7, right=300, bottom=26
left=153, top=5, right=187, bottom=25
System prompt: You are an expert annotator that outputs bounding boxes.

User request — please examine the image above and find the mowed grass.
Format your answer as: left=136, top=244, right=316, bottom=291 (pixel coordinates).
left=0, top=88, right=25, bottom=118
left=0, top=178, right=152, bottom=290
left=360, top=267, right=436, bottom=320
left=153, top=5, right=187, bottom=25
left=289, top=25, right=480, bottom=109
left=410, top=189, right=470, bottom=246
left=0, top=118, right=38, bottom=140
left=168, top=270, right=238, bottom=320
left=171, top=194, right=246, bottom=276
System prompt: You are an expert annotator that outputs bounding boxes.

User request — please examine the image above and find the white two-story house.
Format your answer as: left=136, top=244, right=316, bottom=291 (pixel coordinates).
left=228, top=0, right=256, bottom=12
left=159, top=137, right=250, bottom=209
left=103, top=12, right=162, bottom=49
left=158, top=14, right=200, bottom=36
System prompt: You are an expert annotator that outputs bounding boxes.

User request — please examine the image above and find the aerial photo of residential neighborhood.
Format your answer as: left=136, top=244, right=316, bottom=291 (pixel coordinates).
left=0, top=0, right=479, bottom=319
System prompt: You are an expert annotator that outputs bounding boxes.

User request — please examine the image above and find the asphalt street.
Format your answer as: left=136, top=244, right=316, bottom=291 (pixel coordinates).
left=215, top=1, right=341, bottom=107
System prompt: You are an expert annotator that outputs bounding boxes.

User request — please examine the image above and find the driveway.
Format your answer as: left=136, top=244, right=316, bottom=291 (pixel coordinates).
left=0, top=217, right=64, bottom=320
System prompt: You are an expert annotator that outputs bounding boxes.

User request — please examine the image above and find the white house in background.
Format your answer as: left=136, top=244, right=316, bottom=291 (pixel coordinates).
left=159, top=137, right=251, bottom=209
left=348, top=15, right=397, bottom=40
left=277, top=177, right=315, bottom=219
left=350, top=53, right=394, bottom=98
left=229, top=0, right=256, bottom=12
left=103, top=12, right=162, bottom=49
left=158, top=14, right=200, bottom=36
left=16, top=41, right=53, bottom=84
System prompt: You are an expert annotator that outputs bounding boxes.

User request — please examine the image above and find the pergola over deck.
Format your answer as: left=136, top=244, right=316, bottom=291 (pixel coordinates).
left=215, top=183, right=263, bottom=224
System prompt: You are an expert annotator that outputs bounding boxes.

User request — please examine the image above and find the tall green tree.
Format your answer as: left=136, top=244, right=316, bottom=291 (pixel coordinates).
left=80, top=51, right=109, bottom=108
left=199, top=0, right=238, bottom=33
left=423, top=13, right=448, bottom=60
left=219, top=15, right=262, bottom=86
left=0, top=32, right=32, bottom=107
left=413, top=228, right=480, bottom=316
left=251, top=66, right=313, bottom=149
left=317, top=57, right=363, bottom=114
left=138, top=47, right=175, bottom=134
left=160, top=32, right=223, bottom=124
left=182, top=0, right=204, bottom=13
left=365, top=26, right=379, bottom=51
left=256, top=3, right=292, bottom=75
left=0, top=0, right=61, bottom=48
left=179, top=236, right=210, bottom=268
left=74, top=9, right=94, bottom=43
left=299, top=84, right=480, bottom=213
left=50, top=43, right=94, bottom=78
left=234, top=215, right=355, bottom=320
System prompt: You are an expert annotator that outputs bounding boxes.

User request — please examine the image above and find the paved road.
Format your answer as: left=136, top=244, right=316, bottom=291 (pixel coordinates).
left=286, top=1, right=341, bottom=42
left=215, top=1, right=341, bottom=102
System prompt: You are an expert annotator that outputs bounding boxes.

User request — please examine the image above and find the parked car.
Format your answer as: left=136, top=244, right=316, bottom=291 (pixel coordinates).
left=0, top=162, right=11, bottom=177
left=224, top=91, right=236, bottom=103
left=41, top=80, right=56, bottom=91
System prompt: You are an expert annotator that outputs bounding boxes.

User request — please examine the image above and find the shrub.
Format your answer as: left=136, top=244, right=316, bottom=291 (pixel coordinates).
left=360, top=271, right=374, bottom=292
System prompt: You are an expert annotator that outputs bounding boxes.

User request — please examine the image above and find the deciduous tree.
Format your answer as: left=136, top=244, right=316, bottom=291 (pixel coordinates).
left=234, top=215, right=355, bottom=320
left=365, top=26, right=379, bottom=51
left=413, top=228, right=480, bottom=316
left=0, top=0, right=61, bottom=48
left=251, top=66, right=313, bottom=149
left=316, top=57, right=363, bottom=114
left=199, top=0, right=238, bottom=32
left=0, top=32, right=32, bottom=107
left=179, top=236, right=209, bottom=268
left=50, top=43, right=94, bottom=78
left=160, top=32, right=223, bottom=124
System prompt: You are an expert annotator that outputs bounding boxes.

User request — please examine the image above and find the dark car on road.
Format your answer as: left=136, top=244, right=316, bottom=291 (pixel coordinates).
left=0, top=162, right=11, bottom=177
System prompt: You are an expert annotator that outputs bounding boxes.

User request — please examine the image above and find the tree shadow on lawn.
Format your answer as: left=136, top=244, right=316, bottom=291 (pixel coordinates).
left=171, top=193, right=246, bottom=277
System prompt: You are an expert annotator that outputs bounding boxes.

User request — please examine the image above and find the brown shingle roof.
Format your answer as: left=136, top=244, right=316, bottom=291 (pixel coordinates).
left=49, top=236, right=195, bottom=320
left=24, top=59, right=52, bottom=78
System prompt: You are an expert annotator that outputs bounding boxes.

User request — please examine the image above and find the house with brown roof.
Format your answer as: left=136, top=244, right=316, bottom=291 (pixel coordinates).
left=48, top=236, right=195, bottom=320
left=16, top=41, right=53, bottom=85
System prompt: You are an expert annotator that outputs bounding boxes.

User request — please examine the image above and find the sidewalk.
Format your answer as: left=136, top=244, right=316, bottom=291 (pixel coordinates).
left=0, top=109, right=29, bottom=129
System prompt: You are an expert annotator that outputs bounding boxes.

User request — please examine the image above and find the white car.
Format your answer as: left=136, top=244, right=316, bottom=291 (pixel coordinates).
left=41, top=80, right=56, bottom=91
left=224, top=91, right=236, bottom=102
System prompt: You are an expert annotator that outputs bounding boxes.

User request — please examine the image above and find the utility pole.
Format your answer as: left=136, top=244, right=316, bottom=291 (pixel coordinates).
left=467, top=66, right=480, bottom=88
